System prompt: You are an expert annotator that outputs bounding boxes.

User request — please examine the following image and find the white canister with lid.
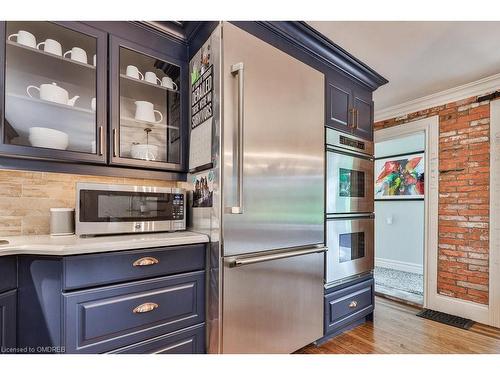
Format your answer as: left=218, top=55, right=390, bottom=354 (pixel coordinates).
left=50, top=208, right=75, bottom=236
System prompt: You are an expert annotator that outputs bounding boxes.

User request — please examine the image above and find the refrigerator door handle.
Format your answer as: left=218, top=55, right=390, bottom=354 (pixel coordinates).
left=229, top=62, right=245, bottom=214
left=228, top=246, right=327, bottom=268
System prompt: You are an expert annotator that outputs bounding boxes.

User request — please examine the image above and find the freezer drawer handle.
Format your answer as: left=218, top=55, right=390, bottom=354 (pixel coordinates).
left=133, top=302, right=159, bottom=314
left=229, top=246, right=327, bottom=268
left=132, top=257, right=159, bottom=267
left=229, top=62, right=245, bottom=215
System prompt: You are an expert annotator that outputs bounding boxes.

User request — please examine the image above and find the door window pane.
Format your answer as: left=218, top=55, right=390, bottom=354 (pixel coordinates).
left=4, top=21, right=97, bottom=153
left=339, top=168, right=365, bottom=197
left=339, top=232, right=365, bottom=263
left=118, top=46, right=181, bottom=164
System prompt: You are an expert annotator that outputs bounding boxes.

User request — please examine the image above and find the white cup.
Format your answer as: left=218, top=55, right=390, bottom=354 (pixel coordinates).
left=91, top=97, right=96, bottom=112
left=8, top=30, right=36, bottom=48
left=144, top=71, right=161, bottom=85
left=134, top=101, right=163, bottom=124
left=126, top=65, right=143, bottom=80
left=37, top=39, right=62, bottom=56
left=161, top=76, right=178, bottom=91
left=63, top=47, right=88, bottom=64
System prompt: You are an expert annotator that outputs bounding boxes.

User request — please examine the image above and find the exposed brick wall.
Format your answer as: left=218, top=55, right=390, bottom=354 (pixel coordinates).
left=375, top=95, right=492, bottom=305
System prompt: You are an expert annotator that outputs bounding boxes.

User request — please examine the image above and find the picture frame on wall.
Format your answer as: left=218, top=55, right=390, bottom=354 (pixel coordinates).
left=375, top=152, right=425, bottom=200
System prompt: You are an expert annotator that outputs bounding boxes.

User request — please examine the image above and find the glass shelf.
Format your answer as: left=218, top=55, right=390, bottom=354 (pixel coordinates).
left=119, top=74, right=179, bottom=94
left=120, top=116, right=179, bottom=130
left=7, top=40, right=96, bottom=70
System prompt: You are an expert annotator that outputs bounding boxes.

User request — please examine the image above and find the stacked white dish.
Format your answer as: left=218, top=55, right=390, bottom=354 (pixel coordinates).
left=29, top=127, right=69, bottom=150
left=131, top=143, right=158, bottom=160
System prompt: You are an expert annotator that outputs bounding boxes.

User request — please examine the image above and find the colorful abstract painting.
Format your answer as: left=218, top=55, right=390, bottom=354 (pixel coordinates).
left=375, top=153, right=424, bottom=199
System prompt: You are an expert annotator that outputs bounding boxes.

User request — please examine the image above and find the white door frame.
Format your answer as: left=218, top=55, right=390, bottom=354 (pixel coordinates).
left=375, top=115, right=492, bottom=325
left=489, top=100, right=500, bottom=328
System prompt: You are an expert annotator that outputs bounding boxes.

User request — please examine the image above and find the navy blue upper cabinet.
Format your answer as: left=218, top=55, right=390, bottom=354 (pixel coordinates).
left=0, top=21, right=108, bottom=164
left=109, top=35, right=187, bottom=171
left=326, top=70, right=353, bottom=131
left=325, top=69, right=374, bottom=141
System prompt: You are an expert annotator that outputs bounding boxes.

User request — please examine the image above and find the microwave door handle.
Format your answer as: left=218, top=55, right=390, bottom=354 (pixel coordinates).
left=229, top=62, right=244, bottom=214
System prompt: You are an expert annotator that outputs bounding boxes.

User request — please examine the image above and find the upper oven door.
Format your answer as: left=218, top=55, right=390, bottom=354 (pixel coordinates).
left=326, top=150, right=374, bottom=214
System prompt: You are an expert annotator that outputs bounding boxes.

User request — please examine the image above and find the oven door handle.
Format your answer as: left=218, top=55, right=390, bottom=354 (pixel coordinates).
left=326, top=213, right=375, bottom=220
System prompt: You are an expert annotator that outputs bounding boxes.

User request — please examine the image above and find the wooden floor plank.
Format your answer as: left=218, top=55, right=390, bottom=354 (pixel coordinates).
left=296, top=297, right=500, bottom=354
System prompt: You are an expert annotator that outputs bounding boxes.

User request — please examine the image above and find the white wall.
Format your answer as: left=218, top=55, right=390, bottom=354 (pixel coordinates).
left=375, top=132, right=425, bottom=274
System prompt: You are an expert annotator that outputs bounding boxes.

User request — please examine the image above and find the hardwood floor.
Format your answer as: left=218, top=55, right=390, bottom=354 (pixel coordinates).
left=297, top=297, right=500, bottom=354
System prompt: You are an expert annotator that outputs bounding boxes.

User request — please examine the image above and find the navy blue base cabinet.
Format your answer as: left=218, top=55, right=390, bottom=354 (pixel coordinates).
left=0, top=256, right=17, bottom=354
left=17, top=244, right=207, bottom=354
left=0, top=289, right=17, bottom=353
left=319, top=275, right=374, bottom=344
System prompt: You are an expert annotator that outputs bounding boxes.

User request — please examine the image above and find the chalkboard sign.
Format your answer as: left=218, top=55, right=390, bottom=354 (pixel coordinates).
left=191, top=65, right=213, bottom=129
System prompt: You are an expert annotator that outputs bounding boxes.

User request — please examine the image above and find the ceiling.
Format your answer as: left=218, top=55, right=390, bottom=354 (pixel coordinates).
left=308, top=21, right=500, bottom=112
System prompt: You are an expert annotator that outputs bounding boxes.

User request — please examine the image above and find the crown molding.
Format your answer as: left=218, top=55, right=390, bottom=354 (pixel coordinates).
left=375, top=72, right=500, bottom=122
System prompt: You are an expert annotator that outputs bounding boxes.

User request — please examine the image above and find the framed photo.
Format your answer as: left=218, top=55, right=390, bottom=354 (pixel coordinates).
left=375, top=152, right=424, bottom=200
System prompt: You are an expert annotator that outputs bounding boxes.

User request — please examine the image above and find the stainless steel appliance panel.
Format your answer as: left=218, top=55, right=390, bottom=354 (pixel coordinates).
left=221, top=22, right=325, bottom=256
left=326, top=151, right=374, bottom=214
left=222, top=247, right=325, bottom=353
left=326, top=216, right=374, bottom=284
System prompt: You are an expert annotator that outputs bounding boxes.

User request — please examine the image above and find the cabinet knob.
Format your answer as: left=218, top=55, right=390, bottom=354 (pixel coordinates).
left=133, top=302, right=159, bottom=314
left=132, top=256, right=159, bottom=267
left=349, top=300, right=358, bottom=309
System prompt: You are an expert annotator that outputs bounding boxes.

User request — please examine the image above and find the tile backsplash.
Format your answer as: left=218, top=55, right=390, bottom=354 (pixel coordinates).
left=0, top=169, right=181, bottom=236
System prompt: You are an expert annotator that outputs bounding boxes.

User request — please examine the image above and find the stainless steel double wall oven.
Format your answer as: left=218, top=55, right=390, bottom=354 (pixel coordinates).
left=326, top=129, right=374, bottom=286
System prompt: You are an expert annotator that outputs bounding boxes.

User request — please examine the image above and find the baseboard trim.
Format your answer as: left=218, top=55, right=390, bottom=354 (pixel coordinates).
left=375, top=257, right=423, bottom=275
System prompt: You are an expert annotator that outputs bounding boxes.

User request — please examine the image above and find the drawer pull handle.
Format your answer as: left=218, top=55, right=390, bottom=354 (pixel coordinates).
left=133, top=257, right=159, bottom=267
left=349, top=300, right=358, bottom=309
left=133, top=302, right=159, bottom=314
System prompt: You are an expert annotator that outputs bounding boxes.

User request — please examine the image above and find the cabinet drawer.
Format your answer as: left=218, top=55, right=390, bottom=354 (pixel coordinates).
left=324, top=278, right=373, bottom=335
left=0, top=256, right=16, bottom=294
left=63, top=271, right=205, bottom=354
left=0, top=289, right=17, bottom=352
left=63, top=244, right=206, bottom=290
left=108, top=324, right=205, bottom=354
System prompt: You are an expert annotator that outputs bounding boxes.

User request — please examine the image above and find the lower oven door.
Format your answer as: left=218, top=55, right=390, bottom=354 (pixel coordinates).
left=326, top=215, right=374, bottom=285
left=326, top=150, right=374, bottom=214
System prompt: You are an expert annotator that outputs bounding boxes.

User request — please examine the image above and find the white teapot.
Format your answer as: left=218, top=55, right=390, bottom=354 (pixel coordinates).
left=27, top=82, right=79, bottom=107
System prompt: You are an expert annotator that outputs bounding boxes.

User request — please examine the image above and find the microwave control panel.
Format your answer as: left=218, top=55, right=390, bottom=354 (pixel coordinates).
left=172, top=193, right=185, bottom=221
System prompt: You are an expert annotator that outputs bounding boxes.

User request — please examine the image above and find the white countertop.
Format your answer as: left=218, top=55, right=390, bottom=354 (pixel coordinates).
left=0, top=231, right=209, bottom=257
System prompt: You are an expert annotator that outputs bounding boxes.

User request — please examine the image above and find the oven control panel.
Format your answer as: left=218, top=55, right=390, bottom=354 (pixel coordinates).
left=340, top=135, right=365, bottom=151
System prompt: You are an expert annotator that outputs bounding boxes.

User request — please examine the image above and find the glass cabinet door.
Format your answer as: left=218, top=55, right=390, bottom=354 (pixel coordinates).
left=1, top=21, right=106, bottom=162
left=110, top=36, right=183, bottom=170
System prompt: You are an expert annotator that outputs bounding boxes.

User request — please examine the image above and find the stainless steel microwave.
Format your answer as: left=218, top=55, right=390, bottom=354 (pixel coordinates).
left=75, top=183, right=186, bottom=236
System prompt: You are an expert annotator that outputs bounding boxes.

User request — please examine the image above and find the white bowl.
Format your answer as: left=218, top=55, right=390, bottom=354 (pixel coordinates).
left=131, top=144, right=158, bottom=161
left=29, top=127, right=69, bottom=150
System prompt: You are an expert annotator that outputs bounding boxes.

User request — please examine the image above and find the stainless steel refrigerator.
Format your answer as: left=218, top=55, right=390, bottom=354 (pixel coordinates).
left=188, top=22, right=325, bottom=353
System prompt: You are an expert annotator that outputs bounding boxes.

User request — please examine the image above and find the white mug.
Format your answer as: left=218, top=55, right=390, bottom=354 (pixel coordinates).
left=37, top=39, right=62, bottom=56
left=91, top=97, right=96, bottom=112
left=144, top=71, right=161, bottom=85
left=134, top=101, right=163, bottom=124
left=63, top=47, right=88, bottom=64
left=161, top=76, right=178, bottom=91
left=126, top=65, right=143, bottom=80
left=8, top=30, right=36, bottom=48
